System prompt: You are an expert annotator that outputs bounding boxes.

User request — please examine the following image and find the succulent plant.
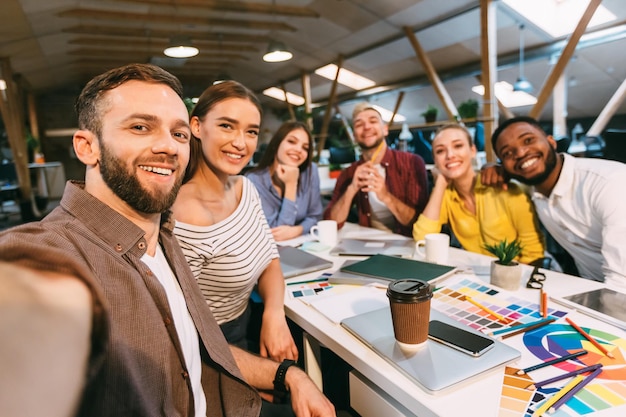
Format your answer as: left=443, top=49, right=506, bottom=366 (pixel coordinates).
left=483, top=239, right=523, bottom=266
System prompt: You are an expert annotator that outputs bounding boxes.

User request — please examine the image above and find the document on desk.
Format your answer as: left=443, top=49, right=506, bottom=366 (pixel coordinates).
left=330, top=254, right=457, bottom=286
left=341, top=308, right=520, bottom=394
left=306, top=285, right=388, bottom=324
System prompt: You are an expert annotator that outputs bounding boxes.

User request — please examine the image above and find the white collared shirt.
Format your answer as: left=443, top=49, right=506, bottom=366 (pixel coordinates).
left=531, top=153, right=626, bottom=290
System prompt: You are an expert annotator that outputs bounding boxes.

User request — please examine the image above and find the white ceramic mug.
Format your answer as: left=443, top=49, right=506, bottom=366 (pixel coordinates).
left=415, top=233, right=450, bottom=264
left=310, top=220, right=338, bottom=247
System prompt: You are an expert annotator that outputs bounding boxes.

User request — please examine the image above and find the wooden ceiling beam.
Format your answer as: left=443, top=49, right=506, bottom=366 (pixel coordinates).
left=69, top=38, right=259, bottom=52
left=58, top=8, right=296, bottom=32
left=63, top=25, right=270, bottom=43
left=121, top=0, right=319, bottom=18
left=529, top=0, right=601, bottom=119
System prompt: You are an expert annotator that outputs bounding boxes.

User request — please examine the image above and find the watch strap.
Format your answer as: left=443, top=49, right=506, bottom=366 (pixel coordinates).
left=272, top=359, right=297, bottom=404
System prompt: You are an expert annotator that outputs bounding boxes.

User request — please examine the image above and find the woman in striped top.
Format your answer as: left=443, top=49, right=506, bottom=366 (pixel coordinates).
left=171, top=81, right=297, bottom=362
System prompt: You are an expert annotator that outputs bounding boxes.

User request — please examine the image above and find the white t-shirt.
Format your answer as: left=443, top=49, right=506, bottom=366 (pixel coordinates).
left=368, top=164, right=394, bottom=231
left=142, top=246, right=207, bottom=417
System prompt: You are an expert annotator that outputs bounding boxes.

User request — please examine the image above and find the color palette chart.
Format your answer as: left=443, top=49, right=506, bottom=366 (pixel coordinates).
left=515, top=323, right=626, bottom=416
left=433, top=275, right=626, bottom=415
left=431, top=276, right=568, bottom=333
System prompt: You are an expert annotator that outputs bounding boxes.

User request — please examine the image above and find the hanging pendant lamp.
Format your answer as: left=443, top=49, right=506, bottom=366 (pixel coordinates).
left=164, top=35, right=199, bottom=58
left=513, top=24, right=533, bottom=93
left=263, top=40, right=293, bottom=62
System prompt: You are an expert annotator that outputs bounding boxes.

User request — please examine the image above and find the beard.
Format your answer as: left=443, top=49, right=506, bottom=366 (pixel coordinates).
left=359, top=136, right=384, bottom=151
left=508, top=146, right=558, bottom=186
left=99, top=140, right=183, bottom=214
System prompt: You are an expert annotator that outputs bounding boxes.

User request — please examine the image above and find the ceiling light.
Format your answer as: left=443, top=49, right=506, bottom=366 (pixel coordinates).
left=513, top=24, right=533, bottom=94
left=472, top=81, right=537, bottom=108
left=503, top=0, right=616, bottom=39
left=263, top=40, right=293, bottom=62
left=315, top=64, right=376, bottom=90
left=164, top=35, right=199, bottom=58
left=213, top=73, right=231, bottom=85
left=263, top=87, right=305, bottom=105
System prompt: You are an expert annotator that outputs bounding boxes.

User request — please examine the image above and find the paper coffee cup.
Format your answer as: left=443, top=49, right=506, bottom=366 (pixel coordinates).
left=386, top=279, right=433, bottom=348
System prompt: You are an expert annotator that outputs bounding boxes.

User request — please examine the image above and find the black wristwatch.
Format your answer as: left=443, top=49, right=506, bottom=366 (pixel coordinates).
left=272, top=359, right=297, bottom=404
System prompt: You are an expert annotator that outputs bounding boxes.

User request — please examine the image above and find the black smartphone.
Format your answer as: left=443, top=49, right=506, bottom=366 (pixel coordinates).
left=428, top=320, right=495, bottom=357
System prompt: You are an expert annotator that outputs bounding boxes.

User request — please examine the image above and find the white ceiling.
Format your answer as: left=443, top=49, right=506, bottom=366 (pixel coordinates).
left=2, top=0, right=626, bottom=126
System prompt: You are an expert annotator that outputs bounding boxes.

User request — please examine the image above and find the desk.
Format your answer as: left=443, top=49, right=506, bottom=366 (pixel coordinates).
left=284, top=223, right=625, bottom=417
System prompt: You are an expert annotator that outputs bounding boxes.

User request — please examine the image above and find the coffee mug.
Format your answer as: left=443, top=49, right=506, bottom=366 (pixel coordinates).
left=310, top=220, right=338, bottom=247
left=415, top=233, right=450, bottom=264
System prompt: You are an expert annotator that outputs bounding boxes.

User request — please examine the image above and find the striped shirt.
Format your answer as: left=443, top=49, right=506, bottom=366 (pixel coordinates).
left=174, top=177, right=279, bottom=324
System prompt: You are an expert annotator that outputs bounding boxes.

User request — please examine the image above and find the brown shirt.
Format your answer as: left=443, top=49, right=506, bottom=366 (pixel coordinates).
left=0, top=181, right=261, bottom=417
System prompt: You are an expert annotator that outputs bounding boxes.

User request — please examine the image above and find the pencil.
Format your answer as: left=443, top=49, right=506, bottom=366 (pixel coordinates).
left=369, top=140, right=385, bottom=164
left=490, top=317, right=554, bottom=336
left=501, top=317, right=555, bottom=340
left=464, top=296, right=510, bottom=324
left=541, top=290, right=548, bottom=318
left=526, top=363, right=602, bottom=390
left=516, top=349, right=587, bottom=375
left=286, top=277, right=329, bottom=286
left=531, top=374, right=585, bottom=417
left=548, top=367, right=603, bottom=413
left=565, top=317, right=615, bottom=358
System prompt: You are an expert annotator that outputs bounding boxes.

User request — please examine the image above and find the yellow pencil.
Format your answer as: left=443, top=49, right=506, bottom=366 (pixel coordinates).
left=369, top=140, right=385, bottom=164
left=464, top=296, right=510, bottom=323
left=531, top=375, right=584, bottom=417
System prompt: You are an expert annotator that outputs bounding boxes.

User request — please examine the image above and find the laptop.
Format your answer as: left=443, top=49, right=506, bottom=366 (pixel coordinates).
left=341, top=308, right=520, bottom=394
left=278, top=246, right=333, bottom=279
left=329, top=238, right=415, bottom=258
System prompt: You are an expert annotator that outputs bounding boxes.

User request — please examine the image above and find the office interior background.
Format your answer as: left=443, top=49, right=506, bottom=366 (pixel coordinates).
left=2, top=0, right=626, bottom=184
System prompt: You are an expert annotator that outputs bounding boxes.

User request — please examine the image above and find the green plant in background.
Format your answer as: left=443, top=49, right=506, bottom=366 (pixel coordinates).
left=420, top=104, right=438, bottom=122
left=457, top=99, right=479, bottom=120
left=483, top=239, right=523, bottom=265
left=183, top=97, right=196, bottom=115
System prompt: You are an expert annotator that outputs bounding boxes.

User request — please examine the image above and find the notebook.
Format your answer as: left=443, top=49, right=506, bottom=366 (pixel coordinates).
left=278, top=246, right=333, bottom=279
left=330, top=254, right=457, bottom=286
left=329, top=238, right=415, bottom=257
left=341, top=308, right=520, bottom=394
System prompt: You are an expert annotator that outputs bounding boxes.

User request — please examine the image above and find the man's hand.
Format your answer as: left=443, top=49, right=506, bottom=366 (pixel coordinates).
left=351, top=162, right=387, bottom=197
left=286, top=366, right=336, bottom=417
left=480, top=162, right=509, bottom=190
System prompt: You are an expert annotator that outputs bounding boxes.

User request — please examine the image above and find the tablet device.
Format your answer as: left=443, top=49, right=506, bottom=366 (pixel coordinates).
left=278, top=246, right=333, bottom=279
left=558, top=288, right=626, bottom=331
left=329, top=238, right=415, bottom=258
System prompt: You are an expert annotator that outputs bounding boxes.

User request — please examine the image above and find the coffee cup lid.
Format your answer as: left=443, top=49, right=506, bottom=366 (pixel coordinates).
left=386, top=279, right=432, bottom=303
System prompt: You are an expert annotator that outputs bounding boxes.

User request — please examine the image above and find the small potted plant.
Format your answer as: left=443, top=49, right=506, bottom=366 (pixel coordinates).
left=457, top=99, right=479, bottom=120
left=483, top=239, right=523, bottom=290
left=421, top=105, right=438, bottom=123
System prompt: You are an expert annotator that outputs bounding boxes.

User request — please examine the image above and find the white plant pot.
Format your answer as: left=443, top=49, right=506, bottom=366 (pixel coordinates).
left=490, top=260, right=522, bottom=291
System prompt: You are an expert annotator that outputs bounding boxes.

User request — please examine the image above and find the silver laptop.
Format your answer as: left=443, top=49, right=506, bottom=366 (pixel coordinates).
left=278, top=246, right=333, bottom=279
left=329, top=238, right=415, bottom=258
left=341, top=308, right=520, bottom=394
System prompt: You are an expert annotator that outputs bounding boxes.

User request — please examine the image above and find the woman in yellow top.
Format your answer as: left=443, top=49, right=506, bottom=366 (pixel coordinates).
left=413, top=124, right=545, bottom=264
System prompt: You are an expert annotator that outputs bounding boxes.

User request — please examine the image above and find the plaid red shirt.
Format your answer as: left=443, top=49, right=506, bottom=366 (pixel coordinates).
left=324, top=148, right=429, bottom=237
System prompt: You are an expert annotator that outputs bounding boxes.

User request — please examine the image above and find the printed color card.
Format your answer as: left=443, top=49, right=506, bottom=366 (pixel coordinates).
left=432, top=276, right=568, bottom=333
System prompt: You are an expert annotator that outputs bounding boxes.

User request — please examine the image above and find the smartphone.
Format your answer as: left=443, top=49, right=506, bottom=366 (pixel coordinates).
left=428, top=320, right=495, bottom=357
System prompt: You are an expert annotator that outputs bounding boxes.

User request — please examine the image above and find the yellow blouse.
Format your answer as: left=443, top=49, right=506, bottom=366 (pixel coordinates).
left=413, top=175, right=545, bottom=264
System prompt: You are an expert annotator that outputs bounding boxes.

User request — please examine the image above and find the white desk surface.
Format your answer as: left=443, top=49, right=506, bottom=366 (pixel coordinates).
left=283, top=223, right=626, bottom=417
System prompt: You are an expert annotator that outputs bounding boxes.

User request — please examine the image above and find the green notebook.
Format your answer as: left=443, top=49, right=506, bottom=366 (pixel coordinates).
left=336, top=254, right=456, bottom=285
